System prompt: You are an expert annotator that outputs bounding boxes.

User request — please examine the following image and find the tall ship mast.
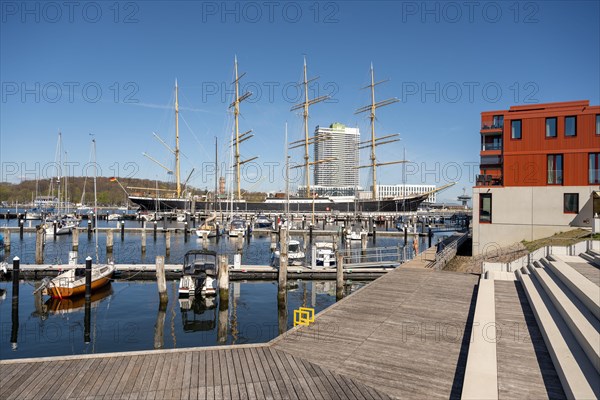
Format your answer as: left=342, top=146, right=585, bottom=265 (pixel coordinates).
left=128, top=65, right=455, bottom=213
left=289, top=57, right=330, bottom=197
left=127, top=80, right=192, bottom=211
left=355, top=63, right=403, bottom=201
left=230, top=56, right=257, bottom=200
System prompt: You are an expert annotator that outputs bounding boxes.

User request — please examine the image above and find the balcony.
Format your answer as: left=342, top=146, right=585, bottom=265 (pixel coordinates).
left=480, top=155, right=502, bottom=167
left=476, top=174, right=503, bottom=186
left=481, top=120, right=504, bottom=131
left=481, top=142, right=502, bottom=151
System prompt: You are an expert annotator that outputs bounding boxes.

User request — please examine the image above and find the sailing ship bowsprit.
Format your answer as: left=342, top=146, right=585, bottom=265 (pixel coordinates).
left=128, top=67, right=454, bottom=213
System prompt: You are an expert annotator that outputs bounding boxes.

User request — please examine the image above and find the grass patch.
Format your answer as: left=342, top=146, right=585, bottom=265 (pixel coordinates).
left=521, top=229, right=592, bottom=252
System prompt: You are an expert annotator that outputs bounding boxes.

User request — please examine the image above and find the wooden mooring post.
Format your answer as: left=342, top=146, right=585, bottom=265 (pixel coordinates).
left=156, top=256, right=168, bottom=303
left=106, top=230, right=114, bottom=254
left=165, top=230, right=171, bottom=255
left=87, top=220, right=92, bottom=238
left=336, top=250, right=344, bottom=300
left=4, top=228, right=10, bottom=253
left=120, top=221, right=125, bottom=241
left=278, top=228, right=288, bottom=296
left=35, top=226, right=44, bottom=264
left=141, top=227, right=147, bottom=253
left=72, top=227, right=79, bottom=251
left=218, top=254, right=229, bottom=307
left=19, top=219, right=24, bottom=240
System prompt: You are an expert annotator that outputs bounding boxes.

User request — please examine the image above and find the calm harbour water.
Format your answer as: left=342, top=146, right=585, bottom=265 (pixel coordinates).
left=0, top=218, right=456, bottom=360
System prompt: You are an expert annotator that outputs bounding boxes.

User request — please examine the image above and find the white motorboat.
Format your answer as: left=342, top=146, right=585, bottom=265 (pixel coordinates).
left=228, top=216, right=247, bottom=237
left=273, top=239, right=305, bottom=266
left=345, top=226, right=367, bottom=241
left=179, top=250, right=218, bottom=297
left=314, top=242, right=336, bottom=268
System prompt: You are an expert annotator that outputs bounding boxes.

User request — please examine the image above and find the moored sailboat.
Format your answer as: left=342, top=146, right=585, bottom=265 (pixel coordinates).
left=41, top=138, right=115, bottom=299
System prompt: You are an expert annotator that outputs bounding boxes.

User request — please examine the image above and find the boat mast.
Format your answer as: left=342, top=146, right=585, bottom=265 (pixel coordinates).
left=285, top=123, right=289, bottom=218
left=92, top=138, right=99, bottom=263
left=175, top=79, right=181, bottom=198
left=214, top=136, right=218, bottom=211
left=56, top=131, right=62, bottom=216
left=355, top=64, right=401, bottom=200
left=290, top=57, right=329, bottom=197
left=230, top=56, right=257, bottom=200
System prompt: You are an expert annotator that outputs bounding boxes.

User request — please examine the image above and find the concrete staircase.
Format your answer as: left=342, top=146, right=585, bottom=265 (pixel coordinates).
left=462, top=252, right=600, bottom=399
left=580, top=249, right=600, bottom=267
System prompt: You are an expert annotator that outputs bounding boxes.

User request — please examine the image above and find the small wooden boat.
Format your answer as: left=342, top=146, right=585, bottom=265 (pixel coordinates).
left=44, top=263, right=115, bottom=299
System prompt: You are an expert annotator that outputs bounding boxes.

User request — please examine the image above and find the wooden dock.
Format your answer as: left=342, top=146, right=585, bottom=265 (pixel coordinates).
left=7, top=263, right=395, bottom=281
left=0, top=345, right=392, bottom=400
left=0, top=251, right=486, bottom=399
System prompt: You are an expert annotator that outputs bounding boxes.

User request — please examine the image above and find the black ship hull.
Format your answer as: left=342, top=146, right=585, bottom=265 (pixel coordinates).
left=129, top=194, right=428, bottom=213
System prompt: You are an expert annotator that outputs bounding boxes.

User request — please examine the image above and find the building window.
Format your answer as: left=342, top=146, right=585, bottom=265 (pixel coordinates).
left=545, top=117, right=557, bottom=137
left=590, top=153, right=600, bottom=184
left=511, top=120, right=521, bottom=139
left=547, top=154, right=563, bottom=185
left=596, top=114, right=600, bottom=135
left=492, top=115, right=504, bottom=129
left=564, top=193, right=579, bottom=214
left=565, top=116, right=576, bottom=137
left=479, top=193, right=492, bottom=223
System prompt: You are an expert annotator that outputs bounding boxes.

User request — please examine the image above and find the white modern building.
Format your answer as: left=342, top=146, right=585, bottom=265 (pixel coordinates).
left=312, top=123, right=360, bottom=196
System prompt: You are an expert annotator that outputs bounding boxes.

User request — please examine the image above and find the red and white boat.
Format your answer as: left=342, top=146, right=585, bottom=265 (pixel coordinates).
left=45, top=263, right=115, bottom=299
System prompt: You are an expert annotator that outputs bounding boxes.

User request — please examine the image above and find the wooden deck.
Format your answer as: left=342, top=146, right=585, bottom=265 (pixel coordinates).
left=272, top=268, right=479, bottom=398
left=1, top=256, right=481, bottom=399
left=0, top=345, right=391, bottom=400
left=494, top=281, right=565, bottom=399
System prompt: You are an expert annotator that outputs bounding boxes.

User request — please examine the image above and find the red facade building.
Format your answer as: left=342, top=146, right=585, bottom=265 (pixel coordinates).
left=473, top=100, right=600, bottom=255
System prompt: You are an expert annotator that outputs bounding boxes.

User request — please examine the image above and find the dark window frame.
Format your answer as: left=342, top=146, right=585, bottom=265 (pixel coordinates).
left=511, top=119, right=522, bottom=140
left=479, top=193, right=492, bottom=223
left=563, top=193, right=579, bottom=214
left=545, top=117, right=557, bottom=138
left=547, top=154, right=563, bottom=185
left=590, top=153, right=600, bottom=184
left=596, top=114, right=600, bottom=135
left=565, top=116, right=577, bottom=137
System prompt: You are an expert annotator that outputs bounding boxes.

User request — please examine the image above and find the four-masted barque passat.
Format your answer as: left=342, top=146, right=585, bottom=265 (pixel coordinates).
left=127, top=63, right=455, bottom=213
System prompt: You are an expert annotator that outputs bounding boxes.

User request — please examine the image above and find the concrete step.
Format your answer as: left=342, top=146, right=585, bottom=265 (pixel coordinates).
left=529, top=261, right=600, bottom=374
left=461, top=279, right=498, bottom=400
left=543, top=256, right=600, bottom=321
left=580, top=250, right=600, bottom=268
left=518, top=267, right=599, bottom=399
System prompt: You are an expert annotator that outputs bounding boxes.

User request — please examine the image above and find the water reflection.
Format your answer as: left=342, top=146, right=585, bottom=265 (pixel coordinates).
left=1, top=279, right=365, bottom=360
left=179, top=295, right=217, bottom=333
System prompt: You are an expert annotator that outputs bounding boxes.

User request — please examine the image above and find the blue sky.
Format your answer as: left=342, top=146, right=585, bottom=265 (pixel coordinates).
left=1, top=0, right=599, bottom=203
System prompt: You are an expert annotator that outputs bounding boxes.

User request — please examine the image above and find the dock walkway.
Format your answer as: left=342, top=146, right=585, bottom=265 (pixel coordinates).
left=1, top=252, right=483, bottom=399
